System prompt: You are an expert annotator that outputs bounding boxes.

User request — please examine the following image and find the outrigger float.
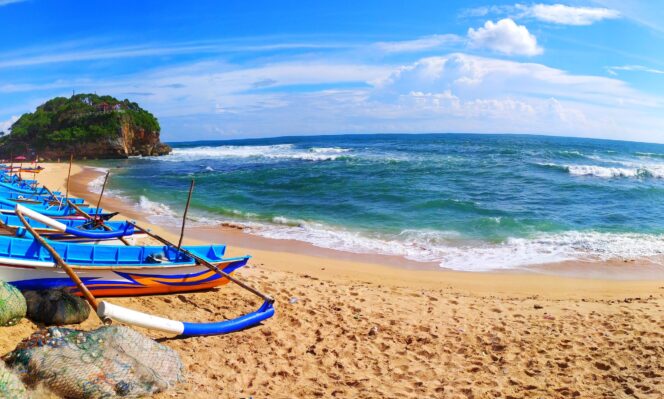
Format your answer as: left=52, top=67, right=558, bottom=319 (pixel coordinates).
left=0, top=164, right=274, bottom=336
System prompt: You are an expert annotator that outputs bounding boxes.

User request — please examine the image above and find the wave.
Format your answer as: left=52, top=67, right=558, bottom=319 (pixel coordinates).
left=635, top=152, right=664, bottom=159
left=568, top=164, right=664, bottom=178
left=238, top=218, right=664, bottom=271
left=537, top=162, right=664, bottom=179
left=87, top=167, right=126, bottom=199
left=155, top=144, right=352, bottom=162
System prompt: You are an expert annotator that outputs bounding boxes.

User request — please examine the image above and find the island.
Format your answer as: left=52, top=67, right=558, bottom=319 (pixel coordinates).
left=0, top=94, right=172, bottom=160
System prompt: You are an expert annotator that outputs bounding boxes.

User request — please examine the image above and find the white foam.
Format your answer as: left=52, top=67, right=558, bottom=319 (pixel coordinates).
left=309, top=147, right=350, bottom=154
left=155, top=144, right=352, bottom=162
left=566, top=164, right=664, bottom=178
left=240, top=219, right=664, bottom=271
left=137, top=195, right=179, bottom=225
left=86, top=167, right=126, bottom=199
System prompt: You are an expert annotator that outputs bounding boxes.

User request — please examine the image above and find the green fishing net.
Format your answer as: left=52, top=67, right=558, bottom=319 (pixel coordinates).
left=0, top=281, right=27, bottom=326
left=0, top=362, right=29, bottom=399
left=5, top=326, right=185, bottom=399
left=23, top=289, right=90, bottom=325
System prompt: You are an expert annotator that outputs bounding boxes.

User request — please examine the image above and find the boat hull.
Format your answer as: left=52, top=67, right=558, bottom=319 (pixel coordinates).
left=1, top=257, right=248, bottom=297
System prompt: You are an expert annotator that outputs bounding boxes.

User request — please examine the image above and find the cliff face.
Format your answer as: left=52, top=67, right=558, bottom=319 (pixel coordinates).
left=0, top=94, right=172, bottom=160
left=115, top=119, right=171, bottom=158
left=27, top=122, right=171, bottom=160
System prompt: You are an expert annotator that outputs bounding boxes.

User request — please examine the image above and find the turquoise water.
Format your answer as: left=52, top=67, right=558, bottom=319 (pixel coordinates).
left=89, top=134, right=664, bottom=271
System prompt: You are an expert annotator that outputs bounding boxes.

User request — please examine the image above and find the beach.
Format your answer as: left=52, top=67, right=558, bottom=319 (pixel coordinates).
left=0, top=162, right=662, bottom=398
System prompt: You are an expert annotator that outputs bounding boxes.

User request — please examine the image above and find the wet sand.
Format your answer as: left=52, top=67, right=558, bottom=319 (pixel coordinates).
left=0, top=163, right=662, bottom=398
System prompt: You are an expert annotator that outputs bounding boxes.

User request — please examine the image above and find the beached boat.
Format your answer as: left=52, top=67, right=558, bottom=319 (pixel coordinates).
left=1, top=192, right=85, bottom=205
left=0, top=234, right=249, bottom=296
left=0, top=213, right=137, bottom=242
left=0, top=196, right=113, bottom=219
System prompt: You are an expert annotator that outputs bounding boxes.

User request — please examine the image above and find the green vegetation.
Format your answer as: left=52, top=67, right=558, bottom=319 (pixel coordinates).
left=2, top=94, right=160, bottom=151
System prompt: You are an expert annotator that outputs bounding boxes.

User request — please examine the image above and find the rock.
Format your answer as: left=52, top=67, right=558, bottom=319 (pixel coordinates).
left=23, top=288, right=90, bottom=325
left=533, top=304, right=543, bottom=309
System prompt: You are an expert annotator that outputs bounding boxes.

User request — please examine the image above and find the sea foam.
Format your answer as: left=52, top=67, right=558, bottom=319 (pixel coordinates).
left=156, top=144, right=351, bottom=162
left=239, top=218, right=664, bottom=271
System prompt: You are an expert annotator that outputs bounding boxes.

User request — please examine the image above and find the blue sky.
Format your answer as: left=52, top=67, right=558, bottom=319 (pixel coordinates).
left=0, top=1, right=663, bottom=143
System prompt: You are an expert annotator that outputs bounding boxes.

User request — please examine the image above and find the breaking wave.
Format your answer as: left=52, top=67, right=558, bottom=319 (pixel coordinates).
left=235, top=218, right=664, bottom=271
left=537, top=163, right=664, bottom=178
left=157, top=144, right=352, bottom=162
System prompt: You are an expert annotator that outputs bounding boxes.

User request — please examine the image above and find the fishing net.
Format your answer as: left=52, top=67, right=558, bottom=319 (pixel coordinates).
left=0, top=281, right=27, bottom=326
left=0, top=362, right=29, bottom=399
left=23, top=288, right=90, bottom=325
left=5, top=325, right=185, bottom=399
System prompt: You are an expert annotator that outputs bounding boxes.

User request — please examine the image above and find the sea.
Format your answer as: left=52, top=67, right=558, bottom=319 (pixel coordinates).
left=86, top=133, right=664, bottom=272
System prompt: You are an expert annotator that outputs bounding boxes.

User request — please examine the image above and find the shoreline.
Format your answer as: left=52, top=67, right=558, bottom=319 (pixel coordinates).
left=0, top=162, right=660, bottom=398
left=70, top=164, right=664, bottom=297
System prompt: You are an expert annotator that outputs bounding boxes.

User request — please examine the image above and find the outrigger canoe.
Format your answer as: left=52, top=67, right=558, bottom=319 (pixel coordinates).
left=0, top=196, right=113, bottom=219
left=0, top=234, right=250, bottom=297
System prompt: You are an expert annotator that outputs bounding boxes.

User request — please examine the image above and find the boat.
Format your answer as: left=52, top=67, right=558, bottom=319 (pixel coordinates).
left=0, top=214, right=139, bottom=244
left=2, top=175, right=275, bottom=336
left=0, top=196, right=114, bottom=219
left=0, top=234, right=250, bottom=296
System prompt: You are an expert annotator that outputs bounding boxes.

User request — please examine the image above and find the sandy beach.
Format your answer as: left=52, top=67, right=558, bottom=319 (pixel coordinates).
left=0, top=162, right=662, bottom=398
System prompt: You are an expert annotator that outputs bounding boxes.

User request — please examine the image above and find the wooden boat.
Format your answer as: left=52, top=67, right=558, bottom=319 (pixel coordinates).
left=0, top=213, right=140, bottom=244
left=0, top=196, right=114, bottom=219
left=3, top=178, right=275, bottom=336
left=0, top=234, right=249, bottom=297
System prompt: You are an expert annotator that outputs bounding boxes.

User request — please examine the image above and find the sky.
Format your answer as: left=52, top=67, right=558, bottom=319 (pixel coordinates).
left=0, top=1, right=663, bottom=143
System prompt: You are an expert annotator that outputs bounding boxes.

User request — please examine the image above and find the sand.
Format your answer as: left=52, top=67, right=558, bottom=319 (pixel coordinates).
left=0, top=162, right=662, bottom=398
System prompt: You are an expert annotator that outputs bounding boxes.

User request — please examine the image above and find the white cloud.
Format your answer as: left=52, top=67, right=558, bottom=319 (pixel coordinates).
left=375, top=34, right=462, bottom=53
left=3, top=51, right=664, bottom=143
left=0, top=115, right=17, bottom=132
left=462, top=4, right=620, bottom=26
left=149, top=53, right=664, bottom=142
left=528, top=4, right=620, bottom=25
left=0, top=0, right=26, bottom=6
left=0, top=41, right=353, bottom=69
left=467, top=19, right=542, bottom=56
left=607, top=65, right=664, bottom=75
left=373, top=53, right=651, bottom=109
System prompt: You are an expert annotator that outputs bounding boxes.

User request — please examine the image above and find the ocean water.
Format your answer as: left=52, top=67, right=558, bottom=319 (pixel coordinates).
left=87, top=134, right=664, bottom=272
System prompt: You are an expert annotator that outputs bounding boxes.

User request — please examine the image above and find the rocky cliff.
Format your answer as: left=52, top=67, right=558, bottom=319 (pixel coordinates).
left=0, top=94, right=171, bottom=160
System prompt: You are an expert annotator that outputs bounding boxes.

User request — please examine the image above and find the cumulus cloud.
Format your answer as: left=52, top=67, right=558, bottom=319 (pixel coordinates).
left=375, top=34, right=462, bottom=53
left=2, top=52, right=663, bottom=142
left=467, top=19, right=542, bottom=56
left=528, top=4, right=620, bottom=26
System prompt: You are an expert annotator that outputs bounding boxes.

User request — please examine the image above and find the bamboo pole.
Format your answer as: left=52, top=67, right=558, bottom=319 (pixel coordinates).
left=63, top=154, right=73, bottom=208
left=130, top=222, right=273, bottom=303
left=177, top=179, right=195, bottom=251
left=95, top=171, right=110, bottom=218
left=8, top=152, right=12, bottom=183
left=15, top=208, right=99, bottom=311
